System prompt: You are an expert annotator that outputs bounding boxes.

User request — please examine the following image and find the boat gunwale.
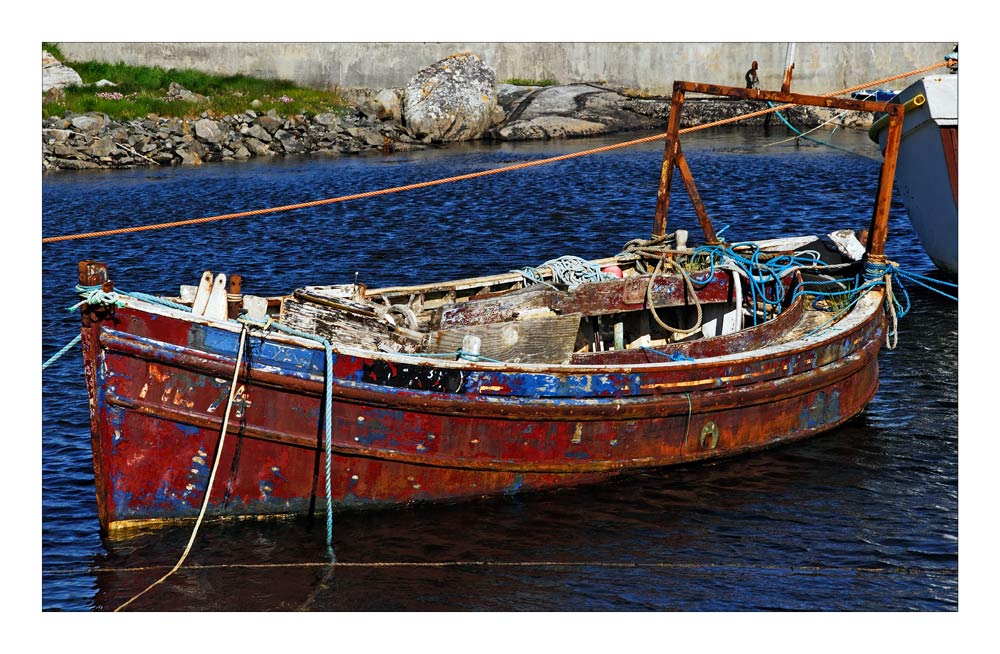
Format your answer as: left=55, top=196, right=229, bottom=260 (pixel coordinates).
left=107, top=283, right=884, bottom=377
left=102, top=327, right=882, bottom=426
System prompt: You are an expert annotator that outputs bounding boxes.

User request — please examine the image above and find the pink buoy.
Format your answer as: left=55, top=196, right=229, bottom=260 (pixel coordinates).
left=602, top=265, right=623, bottom=278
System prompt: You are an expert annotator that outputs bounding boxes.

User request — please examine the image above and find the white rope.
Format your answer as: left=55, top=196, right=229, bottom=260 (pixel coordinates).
left=763, top=109, right=857, bottom=148
left=646, top=255, right=703, bottom=336
left=515, top=255, right=617, bottom=290
left=115, top=325, right=249, bottom=611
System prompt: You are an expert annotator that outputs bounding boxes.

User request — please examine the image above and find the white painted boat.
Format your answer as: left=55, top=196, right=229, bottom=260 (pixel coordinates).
left=872, top=71, right=958, bottom=277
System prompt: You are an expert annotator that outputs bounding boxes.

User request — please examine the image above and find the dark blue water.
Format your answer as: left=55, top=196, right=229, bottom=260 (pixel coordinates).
left=41, top=128, right=957, bottom=611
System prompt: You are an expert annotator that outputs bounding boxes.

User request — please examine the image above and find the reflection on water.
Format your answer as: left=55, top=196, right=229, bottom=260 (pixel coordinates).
left=42, top=128, right=956, bottom=611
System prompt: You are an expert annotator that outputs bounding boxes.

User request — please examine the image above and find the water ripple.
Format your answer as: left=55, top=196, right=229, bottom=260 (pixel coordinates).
left=42, top=129, right=957, bottom=611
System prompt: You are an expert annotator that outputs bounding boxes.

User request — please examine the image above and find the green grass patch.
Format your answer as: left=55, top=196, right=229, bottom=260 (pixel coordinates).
left=42, top=42, right=65, bottom=60
left=503, top=78, right=557, bottom=87
left=42, top=52, right=350, bottom=121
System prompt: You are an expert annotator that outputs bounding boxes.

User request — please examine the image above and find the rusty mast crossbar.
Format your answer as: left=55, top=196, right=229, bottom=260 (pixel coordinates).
left=652, top=80, right=904, bottom=263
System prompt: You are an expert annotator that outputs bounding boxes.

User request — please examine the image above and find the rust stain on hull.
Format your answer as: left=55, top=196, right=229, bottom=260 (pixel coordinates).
left=75, top=78, right=902, bottom=536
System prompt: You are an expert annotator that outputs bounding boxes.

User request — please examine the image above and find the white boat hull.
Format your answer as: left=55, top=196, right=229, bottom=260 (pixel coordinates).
left=878, top=74, right=958, bottom=277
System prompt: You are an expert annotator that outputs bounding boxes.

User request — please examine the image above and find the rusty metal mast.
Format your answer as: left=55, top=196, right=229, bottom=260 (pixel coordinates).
left=652, top=80, right=905, bottom=264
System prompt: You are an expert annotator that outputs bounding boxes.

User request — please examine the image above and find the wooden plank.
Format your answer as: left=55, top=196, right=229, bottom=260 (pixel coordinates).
left=437, top=285, right=562, bottom=329
left=554, top=270, right=731, bottom=317
left=428, top=314, right=582, bottom=364
left=280, top=296, right=395, bottom=351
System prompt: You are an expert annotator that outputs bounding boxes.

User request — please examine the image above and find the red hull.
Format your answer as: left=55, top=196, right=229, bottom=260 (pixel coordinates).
left=82, top=290, right=885, bottom=533
left=75, top=79, right=901, bottom=535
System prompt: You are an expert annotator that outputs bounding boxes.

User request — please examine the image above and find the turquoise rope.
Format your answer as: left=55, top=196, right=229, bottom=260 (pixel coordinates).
left=43, top=284, right=127, bottom=372
left=42, top=334, right=82, bottom=370
left=791, top=261, right=957, bottom=340
left=322, top=339, right=334, bottom=559
left=72, top=283, right=337, bottom=554
left=765, top=101, right=864, bottom=157
left=71, top=284, right=191, bottom=313
left=250, top=318, right=336, bottom=559
left=69, top=284, right=125, bottom=312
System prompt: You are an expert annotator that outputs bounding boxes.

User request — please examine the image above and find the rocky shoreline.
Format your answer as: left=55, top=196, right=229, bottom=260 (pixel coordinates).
left=43, top=53, right=865, bottom=172
left=43, top=93, right=854, bottom=172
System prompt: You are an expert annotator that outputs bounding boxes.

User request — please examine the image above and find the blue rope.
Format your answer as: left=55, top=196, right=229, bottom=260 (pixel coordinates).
left=890, top=267, right=958, bottom=302
left=790, top=261, right=957, bottom=340
left=688, top=243, right=822, bottom=326
left=641, top=346, right=696, bottom=362
left=42, top=334, right=82, bottom=370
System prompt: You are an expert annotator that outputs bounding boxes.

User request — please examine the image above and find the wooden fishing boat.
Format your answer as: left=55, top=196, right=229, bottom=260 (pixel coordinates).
left=77, top=81, right=906, bottom=535
left=870, top=68, right=957, bottom=277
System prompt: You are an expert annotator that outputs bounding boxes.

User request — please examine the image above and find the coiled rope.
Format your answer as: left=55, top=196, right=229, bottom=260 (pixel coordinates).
left=646, top=254, right=705, bottom=336
left=514, top=255, right=617, bottom=289
left=115, top=324, right=249, bottom=611
left=618, top=233, right=677, bottom=268
left=41, top=62, right=950, bottom=244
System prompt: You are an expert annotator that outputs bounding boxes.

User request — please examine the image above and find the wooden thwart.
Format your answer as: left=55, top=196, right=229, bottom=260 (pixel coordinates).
left=429, top=314, right=582, bottom=364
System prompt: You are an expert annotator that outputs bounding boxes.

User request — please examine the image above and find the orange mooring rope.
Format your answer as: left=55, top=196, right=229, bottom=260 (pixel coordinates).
left=42, top=61, right=950, bottom=244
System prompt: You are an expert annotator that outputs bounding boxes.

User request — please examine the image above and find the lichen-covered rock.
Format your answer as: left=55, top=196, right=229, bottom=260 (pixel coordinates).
left=361, top=89, right=403, bottom=123
left=88, top=136, right=119, bottom=158
left=402, top=53, right=497, bottom=142
left=493, top=84, right=662, bottom=140
left=42, top=50, right=82, bottom=92
left=498, top=115, right=607, bottom=141
left=247, top=124, right=272, bottom=142
left=314, top=112, right=339, bottom=127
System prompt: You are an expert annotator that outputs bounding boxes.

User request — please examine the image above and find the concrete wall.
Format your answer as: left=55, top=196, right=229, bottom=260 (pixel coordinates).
left=56, top=42, right=953, bottom=95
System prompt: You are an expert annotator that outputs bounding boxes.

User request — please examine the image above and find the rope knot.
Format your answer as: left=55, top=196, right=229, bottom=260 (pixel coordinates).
left=69, top=284, right=124, bottom=312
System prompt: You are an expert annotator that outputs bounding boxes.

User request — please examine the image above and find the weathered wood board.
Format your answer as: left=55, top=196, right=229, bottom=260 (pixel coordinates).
left=280, top=295, right=395, bottom=351
left=428, top=314, right=582, bottom=364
